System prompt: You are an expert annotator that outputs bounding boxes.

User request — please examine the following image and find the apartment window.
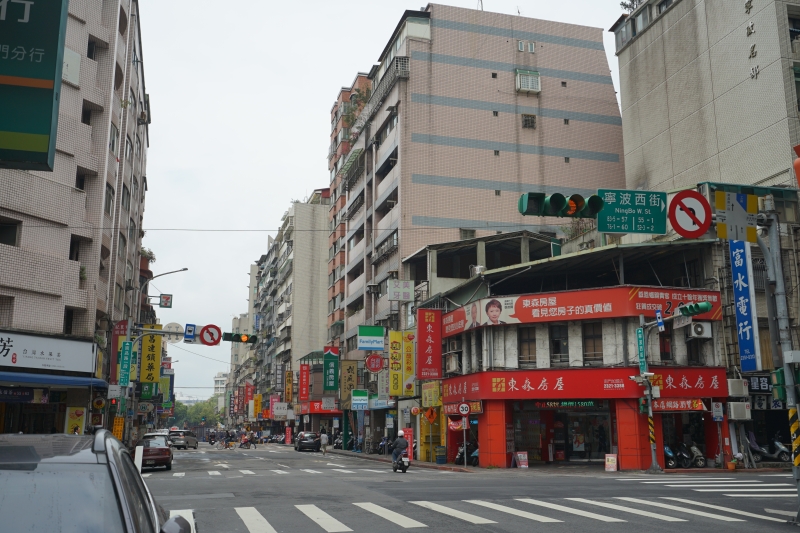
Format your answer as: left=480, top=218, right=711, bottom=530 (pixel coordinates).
left=122, top=185, right=130, bottom=210
left=561, top=81, right=567, bottom=87
left=124, top=304, right=130, bottom=319
left=491, top=72, right=497, bottom=79
left=131, top=176, right=138, bottom=201
left=135, top=136, right=141, bottom=158
left=518, top=40, right=524, bottom=51
left=459, top=228, right=475, bottom=240
left=583, top=322, right=603, bottom=364
left=114, top=283, right=124, bottom=310
left=492, top=110, right=498, bottom=117
left=128, top=219, right=136, bottom=240
left=657, top=0, right=673, bottom=14
left=659, top=323, right=673, bottom=361
left=75, top=173, right=86, bottom=190
left=129, top=89, right=136, bottom=112
left=63, top=309, right=74, bottom=335
left=104, top=184, right=115, bottom=216
left=69, top=236, right=80, bottom=261
left=87, top=40, right=97, bottom=60
left=564, top=118, right=570, bottom=125
left=346, top=336, right=358, bottom=352
left=125, top=137, right=133, bottom=163
left=549, top=324, right=569, bottom=365
left=118, top=233, right=127, bottom=259
left=522, top=114, right=536, bottom=129
left=81, top=109, right=91, bottom=126
left=495, top=190, right=501, bottom=196
left=494, top=150, right=500, bottom=156
left=687, top=339, right=702, bottom=365
left=518, top=326, right=536, bottom=369
left=528, top=42, right=535, bottom=53
left=126, top=260, right=134, bottom=281
left=515, top=69, right=541, bottom=93
left=109, top=124, right=119, bottom=154
left=565, top=157, right=570, bottom=163
left=0, top=217, right=20, bottom=246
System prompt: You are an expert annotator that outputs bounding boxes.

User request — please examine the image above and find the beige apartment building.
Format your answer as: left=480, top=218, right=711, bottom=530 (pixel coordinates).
left=329, top=4, right=625, bottom=359
left=610, top=0, right=800, bottom=192
left=0, top=0, right=152, bottom=434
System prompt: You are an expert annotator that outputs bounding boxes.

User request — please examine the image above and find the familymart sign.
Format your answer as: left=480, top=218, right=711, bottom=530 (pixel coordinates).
left=358, top=325, right=384, bottom=350
left=0, top=0, right=69, bottom=171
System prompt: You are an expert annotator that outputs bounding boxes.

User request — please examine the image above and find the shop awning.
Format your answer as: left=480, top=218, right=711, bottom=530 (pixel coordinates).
left=0, top=371, right=108, bottom=388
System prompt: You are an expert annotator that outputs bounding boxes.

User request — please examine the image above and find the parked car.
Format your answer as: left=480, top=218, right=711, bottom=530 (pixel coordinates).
left=294, top=431, right=320, bottom=452
left=0, top=431, right=192, bottom=533
left=135, top=434, right=174, bottom=470
left=169, top=430, right=198, bottom=450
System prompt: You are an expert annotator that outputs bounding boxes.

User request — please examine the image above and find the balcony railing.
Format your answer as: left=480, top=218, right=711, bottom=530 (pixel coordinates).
left=352, top=56, right=409, bottom=137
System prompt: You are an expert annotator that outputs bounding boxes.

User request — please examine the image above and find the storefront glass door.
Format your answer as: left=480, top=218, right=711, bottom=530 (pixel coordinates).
left=565, top=412, right=610, bottom=461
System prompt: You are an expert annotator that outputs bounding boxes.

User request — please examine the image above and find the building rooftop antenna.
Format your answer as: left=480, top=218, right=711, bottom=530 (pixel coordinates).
left=478, top=0, right=483, bottom=10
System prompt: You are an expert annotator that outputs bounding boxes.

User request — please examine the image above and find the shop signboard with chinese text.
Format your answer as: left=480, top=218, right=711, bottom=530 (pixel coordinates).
left=388, top=331, right=403, bottom=396
left=0, top=0, right=69, bottom=171
left=377, top=369, right=390, bottom=401
left=111, top=320, right=127, bottom=384
left=272, top=402, right=288, bottom=421
left=651, top=398, right=705, bottom=412
left=388, top=279, right=415, bottom=302
left=284, top=370, right=293, bottom=403
left=443, top=400, right=483, bottom=415
left=245, top=381, right=254, bottom=403
left=140, top=325, right=162, bottom=383
left=299, top=364, right=310, bottom=400
left=0, top=330, right=95, bottom=373
left=159, top=375, right=171, bottom=403
left=422, top=381, right=442, bottom=408
left=729, top=240, right=761, bottom=371
left=417, top=309, right=442, bottom=379
left=253, top=394, right=262, bottom=415
left=402, top=330, right=416, bottom=396
left=597, top=189, right=667, bottom=235
left=340, top=360, right=357, bottom=409
left=323, top=347, right=339, bottom=391
left=441, top=286, right=722, bottom=338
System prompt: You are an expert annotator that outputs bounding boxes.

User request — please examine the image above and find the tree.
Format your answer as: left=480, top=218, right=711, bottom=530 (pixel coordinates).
left=620, top=0, right=644, bottom=12
left=174, top=396, right=221, bottom=428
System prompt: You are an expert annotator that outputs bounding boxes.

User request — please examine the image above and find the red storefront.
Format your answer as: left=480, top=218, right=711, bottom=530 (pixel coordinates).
left=441, top=367, right=731, bottom=470
left=298, top=400, right=342, bottom=433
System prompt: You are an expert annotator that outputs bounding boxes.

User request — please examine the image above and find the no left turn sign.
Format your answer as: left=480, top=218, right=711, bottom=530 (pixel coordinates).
left=458, top=402, right=471, bottom=416
left=668, top=190, right=712, bottom=239
left=199, top=324, right=222, bottom=346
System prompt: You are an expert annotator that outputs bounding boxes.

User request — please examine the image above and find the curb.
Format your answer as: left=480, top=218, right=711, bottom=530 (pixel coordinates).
left=321, top=448, right=472, bottom=473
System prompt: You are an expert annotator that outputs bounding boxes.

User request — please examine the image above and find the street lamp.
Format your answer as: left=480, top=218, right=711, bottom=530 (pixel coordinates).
left=127, top=268, right=189, bottom=340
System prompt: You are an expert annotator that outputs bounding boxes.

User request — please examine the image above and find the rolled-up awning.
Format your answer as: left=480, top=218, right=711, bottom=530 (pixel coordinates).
left=0, top=371, right=108, bottom=388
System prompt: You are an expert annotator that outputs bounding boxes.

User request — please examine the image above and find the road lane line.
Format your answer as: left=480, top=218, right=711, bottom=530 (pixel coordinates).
left=614, top=497, right=744, bottom=521
left=169, top=510, right=196, bottom=533
left=464, top=500, right=561, bottom=522
left=694, top=488, right=796, bottom=492
left=296, top=504, right=352, bottom=532
left=353, top=503, right=427, bottom=528
left=662, top=498, right=785, bottom=522
left=566, top=498, right=685, bottom=521
left=616, top=477, right=728, bottom=481
left=726, top=494, right=797, bottom=498
left=239, top=470, right=255, bottom=475
left=327, top=463, right=346, bottom=467
left=208, top=471, right=221, bottom=476
left=330, top=469, right=356, bottom=474
left=301, top=469, right=322, bottom=474
left=235, top=507, right=278, bottom=533
left=360, top=469, right=388, bottom=473
left=642, top=480, right=761, bottom=484
left=765, top=508, right=797, bottom=516
left=271, top=470, right=289, bottom=474
left=664, top=483, right=787, bottom=488
left=410, top=501, right=495, bottom=524
left=516, top=498, right=624, bottom=522
left=173, top=473, right=185, bottom=477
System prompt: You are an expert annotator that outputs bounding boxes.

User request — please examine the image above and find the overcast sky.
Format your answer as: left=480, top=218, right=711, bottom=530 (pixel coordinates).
left=138, top=0, right=625, bottom=400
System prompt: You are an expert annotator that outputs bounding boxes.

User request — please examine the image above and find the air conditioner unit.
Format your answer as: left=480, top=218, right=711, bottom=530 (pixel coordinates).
left=727, top=379, right=748, bottom=397
left=448, top=339, right=462, bottom=352
left=445, top=354, right=460, bottom=374
left=686, top=321, right=712, bottom=339
left=366, top=283, right=378, bottom=294
left=727, top=402, right=751, bottom=420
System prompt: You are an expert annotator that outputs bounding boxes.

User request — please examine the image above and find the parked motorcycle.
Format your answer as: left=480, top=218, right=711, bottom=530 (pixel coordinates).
left=333, top=435, right=343, bottom=449
left=377, top=436, right=390, bottom=455
left=470, top=446, right=479, bottom=467
left=664, top=445, right=677, bottom=469
left=678, top=441, right=706, bottom=468
left=749, top=431, right=792, bottom=462
left=455, top=442, right=476, bottom=466
left=392, top=448, right=410, bottom=473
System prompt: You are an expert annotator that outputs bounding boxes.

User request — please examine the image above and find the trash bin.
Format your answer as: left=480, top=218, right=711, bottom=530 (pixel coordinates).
left=435, top=446, right=447, bottom=464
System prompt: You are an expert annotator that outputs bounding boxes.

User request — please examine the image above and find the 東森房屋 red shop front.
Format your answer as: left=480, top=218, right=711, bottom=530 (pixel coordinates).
left=441, top=367, right=731, bottom=470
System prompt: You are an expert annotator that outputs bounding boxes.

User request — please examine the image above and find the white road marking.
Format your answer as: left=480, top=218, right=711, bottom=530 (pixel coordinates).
left=214, top=463, right=230, bottom=469
left=662, top=498, right=785, bottom=522
left=277, top=464, right=290, bottom=468
left=239, top=470, right=255, bottom=475
left=410, top=501, right=495, bottom=524
left=616, top=477, right=728, bottom=481
left=141, top=473, right=151, bottom=478
left=271, top=470, right=290, bottom=475
left=516, top=498, right=624, bottom=522
left=353, top=502, right=427, bottom=528
left=765, top=508, right=798, bottom=516
left=664, top=483, right=788, bottom=488
left=208, top=471, right=221, bottom=476
left=726, top=494, right=798, bottom=498
left=170, top=510, right=196, bottom=533
left=360, top=469, right=388, bottom=473
left=301, top=469, right=322, bottom=474
left=327, top=463, right=346, bottom=467
left=235, top=507, right=278, bottom=533
left=173, top=473, right=185, bottom=477
left=614, top=498, right=744, bottom=521
left=566, top=498, right=685, bottom=522
left=760, top=474, right=793, bottom=477
left=296, top=504, right=352, bottom=532
left=464, top=500, right=561, bottom=522
left=330, top=469, right=356, bottom=474
left=693, top=488, right=796, bottom=492
left=644, top=480, right=763, bottom=484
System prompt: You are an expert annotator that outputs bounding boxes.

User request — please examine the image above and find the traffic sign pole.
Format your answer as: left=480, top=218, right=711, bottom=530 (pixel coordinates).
left=461, top=398, right=469, bottom=468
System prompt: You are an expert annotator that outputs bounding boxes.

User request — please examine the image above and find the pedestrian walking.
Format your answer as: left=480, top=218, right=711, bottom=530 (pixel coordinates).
left=320, top=428, right=328, bottom=456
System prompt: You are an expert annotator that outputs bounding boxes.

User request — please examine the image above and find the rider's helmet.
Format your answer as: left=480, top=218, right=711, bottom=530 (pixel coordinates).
left=398, top=430, right=404, bottom=437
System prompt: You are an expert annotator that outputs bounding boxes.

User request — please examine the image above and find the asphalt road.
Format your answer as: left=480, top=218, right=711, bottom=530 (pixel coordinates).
left=143, top=442, right=800, bottom=533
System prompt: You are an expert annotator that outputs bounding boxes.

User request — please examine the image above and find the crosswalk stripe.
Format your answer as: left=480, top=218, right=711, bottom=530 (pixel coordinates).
left=141, top=473, right=151, bottom=478
left=464, top=500, right=561, bottom=522
left=173, top=473, right=185, bottom=477
left=516, top=498, right=625, bottom=522
left=765, top=508, right=797, bottom=516
left=353, top=503, right=427, bottom=528
left=694, top=487, right=795, bottom=492
left=616, top=477, right=725, bottom=481
left=664, top=483, right=787, bottom=488
left=271, top=470, right=289, bottom=475
left=330, top=469, right=356, bottom=474
left=360, top=469, right=388, bottom=473
left=662, top=498, right=785, bottom=522
left=301, top=469, right=322, bottom=474
left=409, top=501, right=496, bottom=524
left=235, top=507, right=278, bottom=533
left=240, top=470, right=256, bottom=475
left=726, top=494, right=797, bottom=498
left=760, top=474, right=793, bottom=477
left=643, top=480, right=761, bottom=484
left=208, top=471, right=221, bottom=476
left=615, top=497, right=744, bottom=521
left=169, top=510, right=196, bottom=533
left=296, top=504, right=352, bottom=532
left=565, top=498, right=686, bottom=521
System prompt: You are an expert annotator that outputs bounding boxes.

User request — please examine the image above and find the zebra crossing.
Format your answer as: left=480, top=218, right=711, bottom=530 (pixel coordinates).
left=167, top=496, right=786, bottom=532
left=144, top=467, right=423, bottom=479
left=616, top=476, right=797, bottom=498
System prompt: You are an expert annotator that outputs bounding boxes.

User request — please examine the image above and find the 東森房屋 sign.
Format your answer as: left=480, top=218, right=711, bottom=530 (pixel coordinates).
left=0, top=0, right=69, bottom=171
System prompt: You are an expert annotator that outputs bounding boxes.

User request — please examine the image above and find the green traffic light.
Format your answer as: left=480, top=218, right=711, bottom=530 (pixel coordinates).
left=678, top=302, right=713, bottom=316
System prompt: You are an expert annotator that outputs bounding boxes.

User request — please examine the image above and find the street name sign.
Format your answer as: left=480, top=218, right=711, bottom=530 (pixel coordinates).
left=716, top=192, right=757, bottom=243
left=636, top=327, right=647, bottom=373
left=597, top=189, right=667, bottom=235
left=673, top=314, right=692, bottom=329
left=668, top=190, right=712, bottom=239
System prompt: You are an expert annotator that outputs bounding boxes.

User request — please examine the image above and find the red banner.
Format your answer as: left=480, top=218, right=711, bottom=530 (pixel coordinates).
left=245, top=382, right=254, bottom=403
left=442, top=286, right=722, bottom=338
left=299, top=401, right=342, bottom=414
left=443, top=400, right=483, bottom=415
left=441, top=367, right=728, bottom=402
left=237, top=386, right=245, bottom=413
left=299, top=364, right=310, bottom=401
left=417, top=309, right=442, bottom=379
left=651, top=398, right=705, bottom=412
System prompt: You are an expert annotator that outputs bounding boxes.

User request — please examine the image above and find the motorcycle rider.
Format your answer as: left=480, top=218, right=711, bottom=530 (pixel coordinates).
left=391, top=430, right=409, bottom=465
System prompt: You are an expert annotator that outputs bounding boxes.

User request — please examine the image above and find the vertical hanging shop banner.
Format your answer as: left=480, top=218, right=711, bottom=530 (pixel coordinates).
left=729, top=240, right=761, bottom=372
left=299, top=364, right=310, bottom=401
left=389, top=331, right=403, bottom=396
left=238, top=386, right=245, bottom=413
left=417, top=309, right=442, bottom=379
left=253, top=394, right=262, bottom=416
left=245, top=381, right=254, bottom=403
left=228, top=391, right=234, bottom=417
left=285, top=369, right=294, bottom=403
left=378, top=369, right=390, bottom=401
left=159, top=375, right=171, bottom=403
left=275, top=364, right=284, bottom=394
left=0, top=0, right=69, bottom=171
left=140, top=324, right=162, bottom=383
left=340, top=360, right=357, bottom=410
left=323, top=347, right=339, bottom=391
left=402, top=330, right=416, bottom=396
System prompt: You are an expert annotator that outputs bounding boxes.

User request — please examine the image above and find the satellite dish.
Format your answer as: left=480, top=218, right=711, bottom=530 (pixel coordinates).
left=163, top=322, right=184, bottom=344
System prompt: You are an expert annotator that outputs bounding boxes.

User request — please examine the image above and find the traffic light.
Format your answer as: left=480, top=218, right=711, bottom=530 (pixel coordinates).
left=201, top=416, right=206, bottom=422
left=677, top=302, right=713, bottom=316
left=638, top=397, right=648, bottom=414
left=222, top=332, right=258, bottom=344
left=110, top=398, right=118, bottom=409
left=772, top=369, right=787, bottom=402
left=518, top=192, right=604, bottom=218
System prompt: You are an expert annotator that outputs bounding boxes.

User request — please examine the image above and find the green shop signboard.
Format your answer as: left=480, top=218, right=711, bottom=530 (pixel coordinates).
left=0, top=0, right=69, bottom=171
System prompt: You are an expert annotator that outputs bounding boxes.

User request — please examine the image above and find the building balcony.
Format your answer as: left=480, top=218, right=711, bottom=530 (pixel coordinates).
left=352, top=56, right=409, bottom=136
left=346, top=308, right=365, bottom=329
left=348, top=238, right=366, bottom=265
left=348, top=272, right=366, bottom=297
left=376, top=206, right=399, bottom=235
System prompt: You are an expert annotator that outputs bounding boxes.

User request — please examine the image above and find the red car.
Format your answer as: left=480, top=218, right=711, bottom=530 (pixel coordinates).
left=134, top=434, right=173, bottom=470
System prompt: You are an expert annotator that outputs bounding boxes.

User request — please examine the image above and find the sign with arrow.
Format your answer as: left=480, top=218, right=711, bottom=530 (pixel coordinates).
left=597, top=189, right=667, bottom=235
left=668, top=189, right=712, bottom=239
left=199, top=324, right=222, bottom=346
